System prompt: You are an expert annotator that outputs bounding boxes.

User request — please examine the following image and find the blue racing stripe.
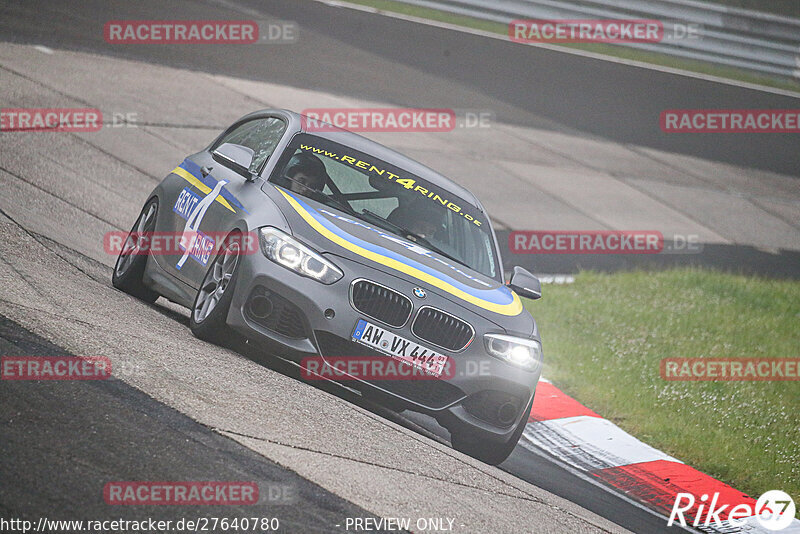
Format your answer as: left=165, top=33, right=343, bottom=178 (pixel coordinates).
left=288, top=191, right=514, bottom=306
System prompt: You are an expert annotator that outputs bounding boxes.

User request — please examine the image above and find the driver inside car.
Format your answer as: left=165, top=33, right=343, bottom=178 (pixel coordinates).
left=389, top=198, right=443, bottom=241
left=407, top=211, right=441, bottom=241
left=283, top=152, right=328, bottom=195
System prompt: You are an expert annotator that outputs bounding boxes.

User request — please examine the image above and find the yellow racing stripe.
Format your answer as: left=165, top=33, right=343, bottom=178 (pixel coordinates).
left=278, top=189, right=523, bottom=316
left=171, top=166, right=236, bottom=213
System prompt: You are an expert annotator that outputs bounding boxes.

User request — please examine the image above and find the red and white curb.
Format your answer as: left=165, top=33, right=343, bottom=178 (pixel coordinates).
left=524, top=379, right=799, bottom=533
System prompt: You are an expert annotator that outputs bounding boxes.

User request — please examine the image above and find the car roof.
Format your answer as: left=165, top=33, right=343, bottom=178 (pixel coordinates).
left=251, top=109, right=485, bottom=212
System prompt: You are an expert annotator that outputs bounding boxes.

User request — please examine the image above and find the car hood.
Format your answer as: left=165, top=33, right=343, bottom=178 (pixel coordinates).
left=269, top=186, right=528, bottom=322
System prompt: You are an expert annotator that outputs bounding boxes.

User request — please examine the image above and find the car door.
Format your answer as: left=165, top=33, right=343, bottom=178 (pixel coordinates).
left=156, top=115, right=288, bottom=288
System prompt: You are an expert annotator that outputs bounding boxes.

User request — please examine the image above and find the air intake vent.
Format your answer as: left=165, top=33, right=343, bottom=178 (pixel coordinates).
left=350, top=279, right=412, bottom=328
left=412, top=307, right=474, bottom=352
left=245, top=286, right=307, bottom=339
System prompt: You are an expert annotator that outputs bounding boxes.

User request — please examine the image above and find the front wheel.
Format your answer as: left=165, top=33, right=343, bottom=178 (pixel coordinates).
left=450, top=395, right=533, bottom=465
left=112, top=199, right=159, bottom=302
left=189, top=236, right=241, bottom=344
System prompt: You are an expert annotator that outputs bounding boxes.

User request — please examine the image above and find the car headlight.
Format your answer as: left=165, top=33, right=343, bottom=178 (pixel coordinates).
left=483, top=334, right=543, bottom=372
left=259, top=227, right=343, bottom=284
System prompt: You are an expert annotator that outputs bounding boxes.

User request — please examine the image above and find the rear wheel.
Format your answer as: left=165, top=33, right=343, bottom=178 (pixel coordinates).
left=112, top=199, right=159, bottom=302
left=189, top=236, right=241, bottom=344
left=450, top=395, right=533, bottom=465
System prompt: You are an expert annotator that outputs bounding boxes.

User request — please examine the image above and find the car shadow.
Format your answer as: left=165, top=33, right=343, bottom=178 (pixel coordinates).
left=143, top=294, right=452, bottom=447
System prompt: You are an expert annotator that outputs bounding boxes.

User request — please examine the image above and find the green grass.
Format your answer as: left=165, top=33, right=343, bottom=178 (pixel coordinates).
left=525, top=269, right=800, bottom=502
left=345, top=0, right=800, bottom=93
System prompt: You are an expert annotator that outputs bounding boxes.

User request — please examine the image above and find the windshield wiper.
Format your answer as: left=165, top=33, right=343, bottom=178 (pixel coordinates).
left=321, top=195, right=359, bottom=217
left=310, top=191, right=360, bottom=218
left=281, top=178, right=359, bottom=217
left=360, top=209, right=467, bottom=268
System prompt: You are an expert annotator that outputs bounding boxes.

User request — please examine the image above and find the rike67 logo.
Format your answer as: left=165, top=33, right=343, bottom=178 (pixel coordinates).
left=669, top=490, right=796, bottom=531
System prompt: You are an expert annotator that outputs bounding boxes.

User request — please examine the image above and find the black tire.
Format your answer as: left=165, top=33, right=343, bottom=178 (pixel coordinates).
left=112, top=198, right=159, bottom=303
left=450, top=395, right=534, bottom=465
left=189, top=234, right=242, bottom=344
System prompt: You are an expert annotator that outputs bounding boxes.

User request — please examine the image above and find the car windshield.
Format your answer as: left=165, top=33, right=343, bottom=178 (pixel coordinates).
left=270, top=134, right=499, bottom=279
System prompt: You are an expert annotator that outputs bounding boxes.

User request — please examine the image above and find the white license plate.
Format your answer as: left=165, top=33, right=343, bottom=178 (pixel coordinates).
left=352, top=319, right=448, bottom=377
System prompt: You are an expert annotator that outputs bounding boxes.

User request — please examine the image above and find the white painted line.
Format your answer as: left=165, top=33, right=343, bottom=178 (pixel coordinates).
left=523, top=415, right=682, bottom=470
left=314, top=0, right=800, bottom=99
left=33, top=45, right=54, bottom=55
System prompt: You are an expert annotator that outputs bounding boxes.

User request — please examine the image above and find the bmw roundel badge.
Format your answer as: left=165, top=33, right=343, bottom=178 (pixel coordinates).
left=413, top=287, right=426, bottom=299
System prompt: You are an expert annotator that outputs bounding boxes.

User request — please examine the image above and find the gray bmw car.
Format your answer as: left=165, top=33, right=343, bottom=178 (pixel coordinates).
left=113, top=109, right=544, bottom=464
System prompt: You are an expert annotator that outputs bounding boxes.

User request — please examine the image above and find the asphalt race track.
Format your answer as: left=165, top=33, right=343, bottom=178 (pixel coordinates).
left=0, top=316, right=392, bottom=532
left=1, top=1, right=797, bottom=533
left=3, top=0, right=799, bottom=176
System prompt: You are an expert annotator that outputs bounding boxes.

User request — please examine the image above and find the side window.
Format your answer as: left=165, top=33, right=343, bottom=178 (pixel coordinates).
left=214, top=117, right=287, bottom=174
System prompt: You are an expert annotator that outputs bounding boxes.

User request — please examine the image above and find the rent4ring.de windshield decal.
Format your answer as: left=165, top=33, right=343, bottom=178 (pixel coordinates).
left=297, top=143, right=485, bottom=228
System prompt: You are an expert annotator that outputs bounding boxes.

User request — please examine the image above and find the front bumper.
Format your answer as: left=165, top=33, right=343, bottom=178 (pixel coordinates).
left=226, top=251, right=541, bottom=444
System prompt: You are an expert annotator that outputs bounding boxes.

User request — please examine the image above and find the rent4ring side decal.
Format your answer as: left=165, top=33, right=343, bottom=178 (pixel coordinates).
left=170, top=159, right=249, bottom=214
left=169, top=160, right=248, bottom=269
left=171, top=186, right=222, bottom=268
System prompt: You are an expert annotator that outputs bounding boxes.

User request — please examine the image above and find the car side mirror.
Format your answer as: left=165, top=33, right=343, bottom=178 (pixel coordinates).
left=508, top=266, right=542, bottom=300
left=212, top=143, right=256, bottom=181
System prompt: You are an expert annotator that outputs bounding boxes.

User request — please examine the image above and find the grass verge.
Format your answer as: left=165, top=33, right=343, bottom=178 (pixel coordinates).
left=525, top=269, right=799, bottom=501
left=343, top=0, right=800, bottom=93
